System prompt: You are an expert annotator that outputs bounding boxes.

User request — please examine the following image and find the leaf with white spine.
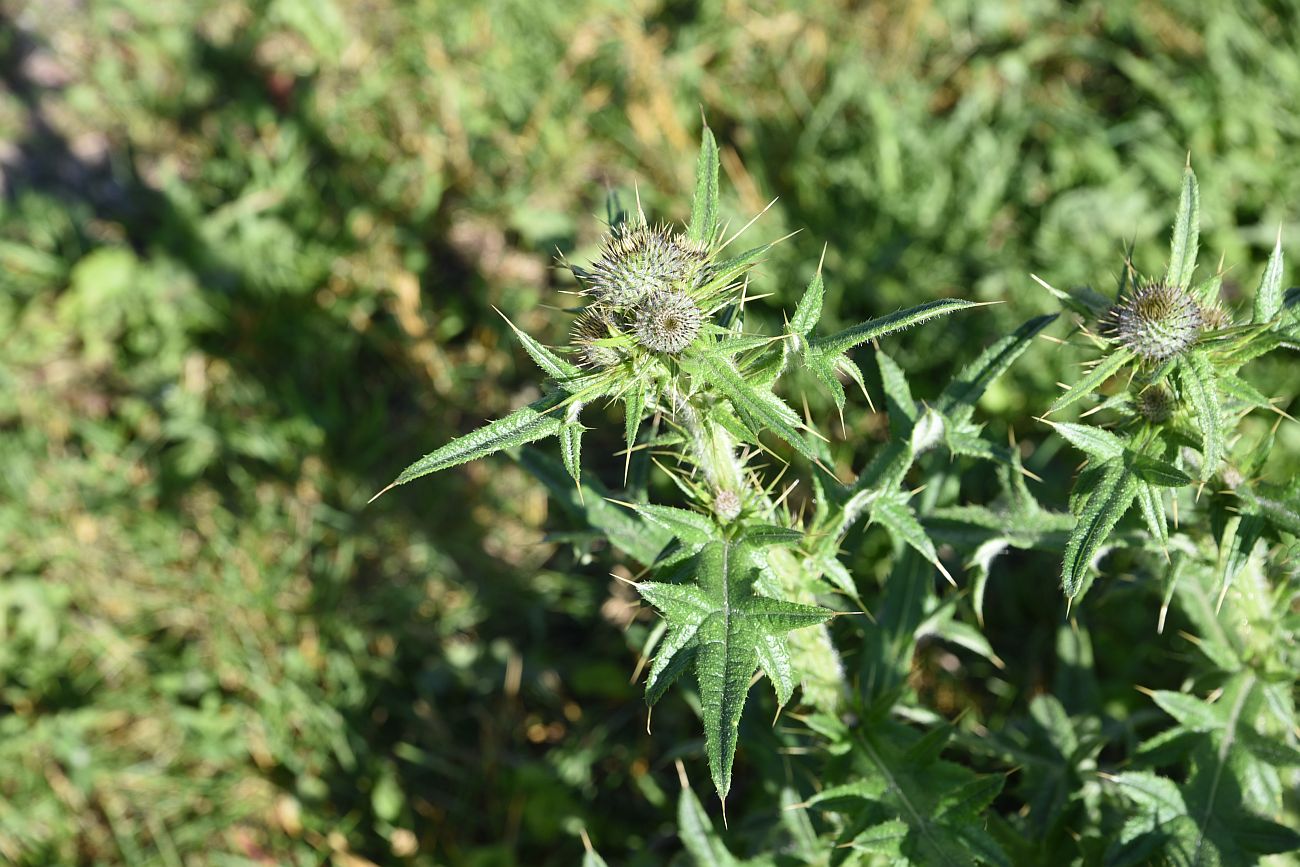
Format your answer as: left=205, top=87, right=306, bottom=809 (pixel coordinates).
left=790, top=270, right=824, bottom=338
left=1043, top=420, right=1125, bottom=462
left=692, top=352, right=816, bottom=461
left=938, top=313, right=1058, bottom=423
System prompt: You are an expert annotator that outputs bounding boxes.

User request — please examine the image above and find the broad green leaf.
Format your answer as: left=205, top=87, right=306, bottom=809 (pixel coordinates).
left=637, top=540, right=831, bottom=799
left=810, top=298, right=978, bottom=357
left=938, top=314, right=1058, bottom=423
left=1179, top=351, right=1224, bottom=480
left=688, top=126, right=720, bottom=246
left=937, top=775, right=1005, bottom=822
left=1167, top=165, right=1200, bottom=289
left=693, top=353, right=816, bottom=461
left=790, top=270, right=824, bottom=337
left=1061, top=460, right=1139, bottom=601
left=1048, top=348, right=1132, bottom=414
left=1043, top=420, right=1125, bottom=462
left=1252, top=231, right=1283, bottom=324
left=381, top=393, right=564, bottom=492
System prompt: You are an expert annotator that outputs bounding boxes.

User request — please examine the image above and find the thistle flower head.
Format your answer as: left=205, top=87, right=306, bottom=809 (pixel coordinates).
left=1136, top=384, right=1175, bottom=423
left=1199, top=302, right=1231, bottom=331
left=569, top=309, right=623, bottom=369
left=582, top=224, right=711, bottom=306
left=632, top=289, right=703, bottom=354
left=1103, top=282, right=1203, bottom=362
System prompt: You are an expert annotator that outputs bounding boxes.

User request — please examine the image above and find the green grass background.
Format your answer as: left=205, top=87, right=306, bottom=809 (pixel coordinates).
left=2, top=0, right=1298, bottom=864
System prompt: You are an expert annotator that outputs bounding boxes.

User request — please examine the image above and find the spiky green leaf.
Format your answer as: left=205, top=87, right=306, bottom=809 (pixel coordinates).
left=810, top=298, right=978, bottom=357
left=1179, top=351, right=1224, bottom=481
left=1061, top=460, right=1139, bottom=600
left=1252, top=232, right=1284, bottom=324
left=637, top=540, right=830, bottom=799
left=790, top=270, right=825, bottom=337
left=1048, top=348, right=1132, bottom=415
left=1167, top=166, right=1200, bottom=289
left=382, top=393, right=564, bottom=491
left=693, top=353, right=816, bottom=461
left=688, top=126, right=721, bottom=246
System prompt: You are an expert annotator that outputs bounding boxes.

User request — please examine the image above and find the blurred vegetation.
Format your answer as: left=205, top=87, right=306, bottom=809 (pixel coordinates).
left=1, top=0, right=1297, bottom=864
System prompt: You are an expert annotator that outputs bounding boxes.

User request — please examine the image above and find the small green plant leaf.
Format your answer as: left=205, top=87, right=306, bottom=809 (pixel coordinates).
left=810, top=298, right=979, bottom=357
left=1167, top=165, right=1200, bottom=289
left=1178, top=351, right=1224, bottom=480
left=677, top=773, right=741, bottom=866
left=1061, top=460, right=1139, bottom=601
left=689, top=126, right=721, bottom=246
left=500, top=310, right=582, bottom=381
left=637, top=540, right=831, bottom=800
left=1252, top=231, right=1285, bottom=323
left=1048, top=348, right=1132, bottom=415
left=634, top=504, right=718, bottom=546
left=1043, top=421, right=1125, bottom=462
left=379, top=393, right=565, bottom=495
left=938, top=314, right=1058, bottom=423
left=790, top=270, right=824, bottom=338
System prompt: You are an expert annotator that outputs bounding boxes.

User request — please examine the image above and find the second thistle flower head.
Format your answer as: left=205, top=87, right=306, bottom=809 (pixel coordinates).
left=1103, top=282, right=1203, bottom=362
left=633, top=289, right=703, bottom=354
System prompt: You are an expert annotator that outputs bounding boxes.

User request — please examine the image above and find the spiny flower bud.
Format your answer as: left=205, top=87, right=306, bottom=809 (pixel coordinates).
left=713, top=489, right=742, bottom=522
left=1103, top=282, right=1203, bottom=362
left=583, top=224, right=711, bottom=306
left=633, top=289, right=703, bottom=354
left=1136, top=385, right=1175, bottom=423
left=569, top=310, right=622, bottom=368
left=1199, top=302, right=1231, bottom=331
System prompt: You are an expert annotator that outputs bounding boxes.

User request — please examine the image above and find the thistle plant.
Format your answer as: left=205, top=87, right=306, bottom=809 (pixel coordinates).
left=374, top=128, right=990, bottom=808
left=376, top=136, right=1300, bottom=864
left=1038, top=164, right=1300, bottom=607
